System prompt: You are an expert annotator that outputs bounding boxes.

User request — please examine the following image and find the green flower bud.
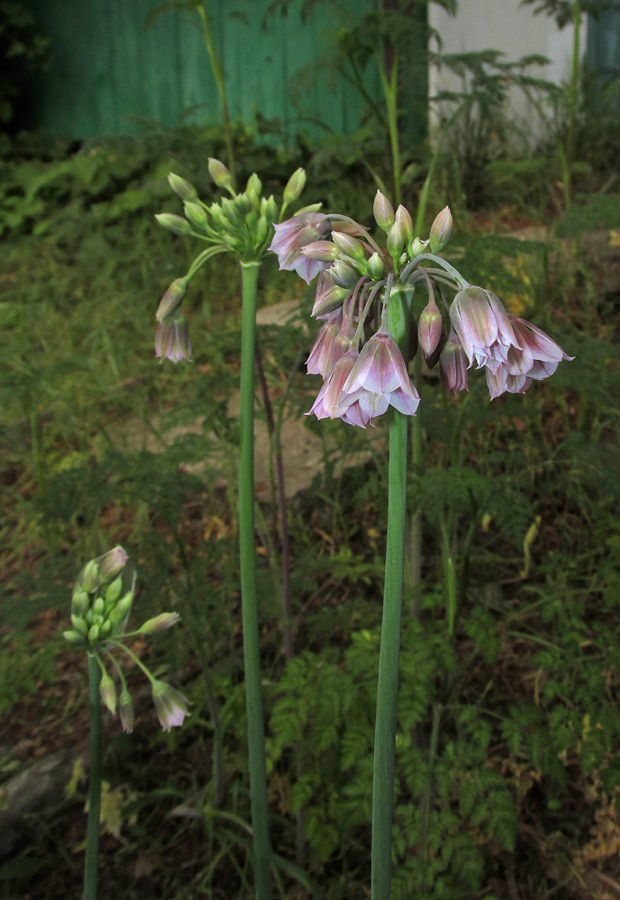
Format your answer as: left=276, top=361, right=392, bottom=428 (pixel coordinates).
left=70, top=615, right=88, bottom=635
left=139, top=612, right=181, bottom=634
left=63, top=629, right=84, bottom=644
left=108, top=592, right=134, bottom=629
left=93, top=614, right=104, bottom=627
left=119, top=688, right=135, bottom=733
left=93, top=597, right=105, bottom=616
left=106, top=576, right=123, bottom=606
left=100, top=671, right=117, bottom=715
left=387, top=222, right=405, bottom=258
left=100, top=621, right=111, bottom=636
left=245, top=208, right=258, bottom=232
left=283, top=167, right=306, bottom=204
left=208, top=157, right=234, bottom=192
left=246, top=173, right=262, bottom=206
left=88, top=624, right=100, bottom=645
left=395, top=205, right=414, bottom=244
left=262, top=195, right=278, bottom=224
left=235, top=195, right=252, bottom=217
left=429, top=206, right=453, bottom=253
left=256, top=215, right=269, bottom=244
left=332, top=231, right=365, bottom=260
left=330, top=260, right=359, bottom=290
left=183, top=201, right=210, bottom=232
left=155, top=214, right=194, bottom=237
left=168, top=172, right=198, bottom=203
left=71, top=588, right=89, bottom=617
left=221, top=197, right=241, bottom=225
left=301, top=240, right=340, bottom=262
left=367, top=252, right=385, bottom=280
left=411, top=237, right=428, bottom=256
left=85, top=609, right=94, bottom=625
left=81, top=560, right=99, bottom=593
left=373, top=190, right=395, bottom=232
left=156, top=278, right=187, bottom=323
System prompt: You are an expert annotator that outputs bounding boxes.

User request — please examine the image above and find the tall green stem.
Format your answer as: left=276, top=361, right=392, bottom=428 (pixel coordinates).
left=564, top=0, right=582, bottom=207
left=371, top=410, right=408, bottom=900
left=408, top=353, right=424, bottom=615
left=196, top=3, right=236, bottom=188
left=83, top=655, right=102, bottom=900
left=378, top=53, right=402, bottom=206
left=239, top=261, right=272, bottom=900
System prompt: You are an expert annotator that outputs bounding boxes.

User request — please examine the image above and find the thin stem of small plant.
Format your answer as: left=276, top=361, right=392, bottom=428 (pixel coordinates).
left=83, top=655, right=102, bottom=900
left=196, top=3, right=236, bottom=188
left=239, top=261, right=273, bottom=900
left=371, top=409, right=408, bottom=900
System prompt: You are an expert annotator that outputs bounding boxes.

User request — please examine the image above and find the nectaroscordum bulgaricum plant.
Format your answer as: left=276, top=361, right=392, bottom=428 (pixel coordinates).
left=63, top=546, right=187, bottom=900
left=269, top=191, right=573, bottom=900
left=154, top=159, right=311, bottom=900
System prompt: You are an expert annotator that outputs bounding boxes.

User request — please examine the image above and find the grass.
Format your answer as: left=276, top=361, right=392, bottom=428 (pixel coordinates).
left=1, top=125, right=620, bottom=899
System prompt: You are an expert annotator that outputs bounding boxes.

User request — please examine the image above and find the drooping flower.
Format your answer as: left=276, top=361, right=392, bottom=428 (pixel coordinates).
left=449, top=286, right=519, bottom=373
left=306, top=309, right=343, bottom=377
left=268, top=212, right=331, bottom=284
left=338, top=328, right=420, bottom=419
left=152, top=679, right=190, bottom=731
left=439, top=328, right=469, bottom=394
left=485, top=315, right=573, bottom=399
left=307, top=349, right=372, bottom=428
left=155, top=314, right=191, bottom=363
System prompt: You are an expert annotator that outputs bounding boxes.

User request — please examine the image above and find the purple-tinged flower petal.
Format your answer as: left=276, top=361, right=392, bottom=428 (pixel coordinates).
left=306, top=310, right=343, bottom=377
left=439, top=328, right=469, bottom=394
left=450, top=287, right=518, bottom=371
left=311, top=271, right=349, bottom=318
left=339, top=328, right=420, bottom=419
left=155, top=315, right=191, bottom=363
left=152, top=680, right=190, bottom=731
left=268, top=212, right=331, bottom=284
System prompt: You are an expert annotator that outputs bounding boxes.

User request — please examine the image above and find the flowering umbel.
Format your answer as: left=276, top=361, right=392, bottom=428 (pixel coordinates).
left=154, top=158, right=313, bottom=361
left=269, top=192, right=572, bottom=425
left=64, top=548, right=189, bottom=733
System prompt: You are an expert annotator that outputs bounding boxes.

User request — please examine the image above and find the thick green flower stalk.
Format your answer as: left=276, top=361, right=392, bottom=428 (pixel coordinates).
left=155, top=160, right=310, bottom=900
left=271, top=192, right=573, bottom=900
left=64, top=547, right=187, bottom=900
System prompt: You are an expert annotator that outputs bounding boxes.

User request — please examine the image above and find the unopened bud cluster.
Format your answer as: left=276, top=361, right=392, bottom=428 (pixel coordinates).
left=64, top=547, right=188, bottom=733
left=155, top=161, right=309, bottom=363
left=269, top=190, right=572, bottom=426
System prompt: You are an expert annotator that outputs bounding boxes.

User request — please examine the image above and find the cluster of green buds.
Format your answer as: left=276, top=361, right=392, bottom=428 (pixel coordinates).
left=154, top=159, right=308, bottom=363
left=64, top=547, right=189, bottom=732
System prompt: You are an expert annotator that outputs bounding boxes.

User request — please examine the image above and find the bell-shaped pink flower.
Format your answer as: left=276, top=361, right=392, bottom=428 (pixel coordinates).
left=152, top=679, right=190, bottom=731
left=268, top=212, right=331, bottom=284
left=307, top=350, right=372, bottom=428
left=155, top=314, right=191, bottom=363
left=306, top=310, right=343, bottom=377
left=439, top=328, right=469, bottom=394
left=450, top=286, right=518, bottom=373
left=338, top=328, right=420, bottom=419
left=485, top=315, right=573, bottom=399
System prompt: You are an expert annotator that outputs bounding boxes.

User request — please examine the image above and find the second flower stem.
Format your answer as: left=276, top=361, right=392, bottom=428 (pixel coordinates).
left=371, top=409, right=408, bottom=900
left=84, top=655, right=102, bottom=900
left=239, top=261, right=273, bottom=900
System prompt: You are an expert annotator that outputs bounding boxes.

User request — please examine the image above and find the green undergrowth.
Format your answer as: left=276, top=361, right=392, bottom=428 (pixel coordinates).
left=1, top=129, right=620, bottom=900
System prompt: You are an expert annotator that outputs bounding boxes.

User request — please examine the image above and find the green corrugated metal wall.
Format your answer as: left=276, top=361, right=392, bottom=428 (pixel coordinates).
left=587, top=5, right=620, bottom=82
left=29, top=0, right=384, bottom=141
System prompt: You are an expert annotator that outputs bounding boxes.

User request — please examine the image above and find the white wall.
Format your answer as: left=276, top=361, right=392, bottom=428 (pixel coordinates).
left=428, top=0, right=587, bottom=136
